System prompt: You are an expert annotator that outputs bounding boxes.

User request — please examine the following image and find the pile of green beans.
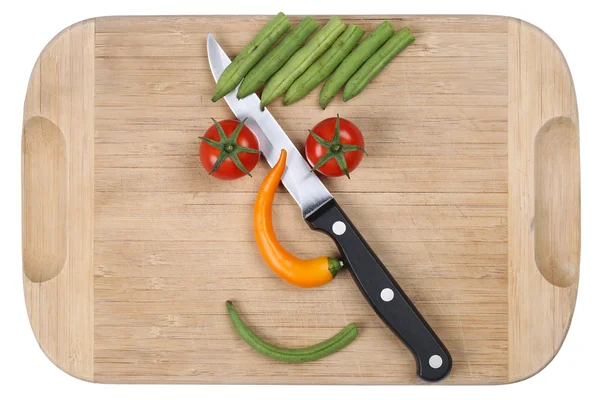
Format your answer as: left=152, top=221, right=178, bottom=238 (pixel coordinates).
left=211, top=13, right=415, bottom=108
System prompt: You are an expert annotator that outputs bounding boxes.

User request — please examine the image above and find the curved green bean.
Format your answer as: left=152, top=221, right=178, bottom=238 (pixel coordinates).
left=226, top=301, right=358, bottom=363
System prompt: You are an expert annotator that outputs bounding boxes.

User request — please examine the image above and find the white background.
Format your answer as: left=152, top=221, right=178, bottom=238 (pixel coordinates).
left=1, top=0, right=597, bottom=398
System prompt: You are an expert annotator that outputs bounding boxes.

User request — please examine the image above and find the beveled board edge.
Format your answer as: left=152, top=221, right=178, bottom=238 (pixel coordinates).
left=507, top=18, right=580, bottom=383
left=22, top=19, right=95, bottom=382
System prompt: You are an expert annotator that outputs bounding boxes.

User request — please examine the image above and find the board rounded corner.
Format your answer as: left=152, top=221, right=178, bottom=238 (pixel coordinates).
left=34, top=18, right=95, bottom=63
left=24, top=18, right=95, bottom=114
left=507, top=315, right=577, bottom=385
left=27, top=325, right=95, bottom=384
left=23, top=277, right=95, bottom=384
left=508, top=17, right=577, bottom=98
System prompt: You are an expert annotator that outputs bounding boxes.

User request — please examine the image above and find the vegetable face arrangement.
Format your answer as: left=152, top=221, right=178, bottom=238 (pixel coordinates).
left=212, top=14, right=414, bottom=108
left=205, top=13, right=414, bottom=365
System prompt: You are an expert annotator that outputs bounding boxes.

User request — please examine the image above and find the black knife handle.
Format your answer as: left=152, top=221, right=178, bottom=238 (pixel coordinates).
left=306, top=199, right=452, bottom=382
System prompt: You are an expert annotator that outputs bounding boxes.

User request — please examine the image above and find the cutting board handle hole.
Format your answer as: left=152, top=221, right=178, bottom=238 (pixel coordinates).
left=22, top=117, right=67, bottom=283
left=534, top=116, right=580, bottom=288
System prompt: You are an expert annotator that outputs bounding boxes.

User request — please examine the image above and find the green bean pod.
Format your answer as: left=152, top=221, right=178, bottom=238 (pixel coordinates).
left=284, top=24, right=365, bottom=106
left=237, top=17, right=319, bottom=99
left=226, top=301, right=358, bottom=363
left=343, top=27, right=415, bottom=102
left=319, top=20, right=395, bottom=109
left=212, top=13, right=291, bottom=102
left=261, top=17, right=346, bottom=108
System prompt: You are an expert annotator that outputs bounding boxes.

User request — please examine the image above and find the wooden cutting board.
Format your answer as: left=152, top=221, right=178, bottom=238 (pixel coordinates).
left=21, top=15, right=580, bottom=384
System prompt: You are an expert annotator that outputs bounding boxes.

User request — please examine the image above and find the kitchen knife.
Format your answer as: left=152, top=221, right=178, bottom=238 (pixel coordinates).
left=207, top=33, right=452, bottom=382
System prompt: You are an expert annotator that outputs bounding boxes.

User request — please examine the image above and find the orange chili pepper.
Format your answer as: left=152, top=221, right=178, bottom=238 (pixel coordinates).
left=254, top=149, right=343, bottom=288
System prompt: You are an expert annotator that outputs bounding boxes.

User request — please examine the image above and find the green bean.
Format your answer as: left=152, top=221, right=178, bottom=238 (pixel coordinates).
left=226, top=301, right=358, bottom=363
left=319, top=20, right=395, bottom=109
left=343, top=27, right=414, bottom=102
left=284, top=24, right=365, bottom=106
left=261, top=17, right=346, bottom=108
left=212, top=13, right=290, bottom=102
left=237, top=17, right=318, bottom=99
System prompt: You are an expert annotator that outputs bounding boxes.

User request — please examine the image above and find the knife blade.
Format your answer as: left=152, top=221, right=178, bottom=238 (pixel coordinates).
left=207, top=33, right=452, bottom=382
left=207, top=34, right=332, bottom=218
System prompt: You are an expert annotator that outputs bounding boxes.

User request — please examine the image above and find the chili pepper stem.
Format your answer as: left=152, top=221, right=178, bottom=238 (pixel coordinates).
left=328, top=258, right=344, bottom=277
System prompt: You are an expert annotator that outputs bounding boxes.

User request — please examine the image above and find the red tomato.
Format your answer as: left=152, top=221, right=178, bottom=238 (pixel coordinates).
left=305, top=116, right=365, bottom=178
left=200, top=119, right=260, bottom=180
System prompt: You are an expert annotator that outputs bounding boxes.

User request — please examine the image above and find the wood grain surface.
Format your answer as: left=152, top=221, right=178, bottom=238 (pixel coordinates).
left=21, top=15, right=579, bottom=384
